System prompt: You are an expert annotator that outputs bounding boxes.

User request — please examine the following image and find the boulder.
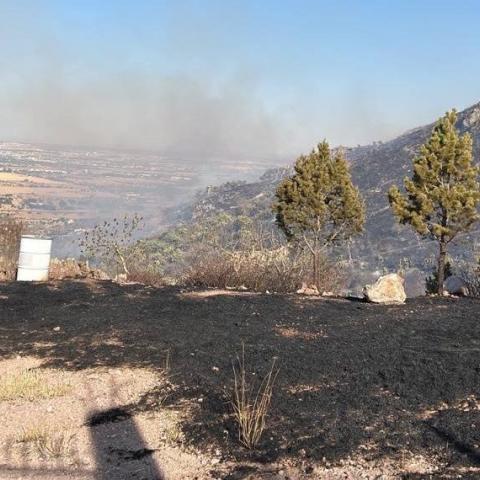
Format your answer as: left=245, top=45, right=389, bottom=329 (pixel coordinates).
left=364, top=273, right=406, bottom=304
left=403, top=269, right=426, bottom=298
left=444, top=275, right=469, bottom=296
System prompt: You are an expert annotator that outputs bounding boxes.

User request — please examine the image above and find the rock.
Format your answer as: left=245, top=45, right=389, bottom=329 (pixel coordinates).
left=403, top=269, right=426, bottom=298
left=364, top=273, right=406, bottom=304
left=296, top=283, right=319, bottom=296
left=444, top=275, right=469, bottom=296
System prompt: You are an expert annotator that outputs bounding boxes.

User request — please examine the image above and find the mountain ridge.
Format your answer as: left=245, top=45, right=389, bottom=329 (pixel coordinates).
left=171, top=101, right=480, bottom=269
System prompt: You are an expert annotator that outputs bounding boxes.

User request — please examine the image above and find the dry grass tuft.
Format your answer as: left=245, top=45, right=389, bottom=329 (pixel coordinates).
left=0, top=369, right=71, bottom=402
left=15, top=425, right=49, bottom=444
left=13, top=425, right=75, bottom=461
left=232, top=344, right=279, bottom=449
left=34, top=431, right=75, bottom=460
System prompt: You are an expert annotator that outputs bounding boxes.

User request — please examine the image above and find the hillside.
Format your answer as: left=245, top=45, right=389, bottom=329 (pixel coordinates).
left=170, top=102, right=480, bottom=270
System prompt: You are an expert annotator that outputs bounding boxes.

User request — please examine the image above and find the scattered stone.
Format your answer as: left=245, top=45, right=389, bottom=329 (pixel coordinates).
left=296, top=283, right=319, bottom=296
left=444, top=275, right=469, bottom=296
left=364, top=273, right=406, bottom=304
left=53, top=326, right=61, bottom=332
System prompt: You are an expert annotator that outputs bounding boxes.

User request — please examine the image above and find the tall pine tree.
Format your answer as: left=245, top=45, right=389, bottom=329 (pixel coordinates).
left=274, top=140, right=365, bottom=288
left=388, top=110, right=480, bottom=294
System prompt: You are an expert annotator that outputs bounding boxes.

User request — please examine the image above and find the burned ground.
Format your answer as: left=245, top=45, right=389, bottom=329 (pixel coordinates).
left=0, top=279, right=479, bottom=479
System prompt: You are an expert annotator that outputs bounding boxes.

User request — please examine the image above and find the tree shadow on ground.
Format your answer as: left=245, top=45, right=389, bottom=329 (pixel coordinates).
left=1, top=279, right=479, bottom=477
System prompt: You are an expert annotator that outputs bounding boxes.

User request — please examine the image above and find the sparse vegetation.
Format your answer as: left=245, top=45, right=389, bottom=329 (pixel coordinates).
left=232, top=345, right=279, bottom=449
left=34, top=431, right=75, bottom=460
left=15, top=425, right=49, bottom=445
left=79, top=213, right=144, bottom=276
left=184, top=247, right=344, bottom=293
left=13, top=424, right=76, bottom=461
left=0, top=216, right=23, bottom=280
left=0, top=369, right=70, bottom=402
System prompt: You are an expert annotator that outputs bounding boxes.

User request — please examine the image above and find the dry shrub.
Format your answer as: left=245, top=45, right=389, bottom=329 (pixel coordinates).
left=126, top=269, right=165, bottom=286
left=232, top=345, right=279, bottom=449
left=120, top=242, right=165, bottom=286
left=0, top=217, right=23, bottom=280
left=49, top=258, right=110, bottom=281
left=183, top=246, right=344, bottom=293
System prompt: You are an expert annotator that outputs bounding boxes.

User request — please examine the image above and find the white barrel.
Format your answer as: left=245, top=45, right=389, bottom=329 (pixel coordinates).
left=17, top=235, right=52, bottom=281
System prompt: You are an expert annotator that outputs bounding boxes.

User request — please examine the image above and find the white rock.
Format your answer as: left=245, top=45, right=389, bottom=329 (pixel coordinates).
left=296, top=282, right=320, bottom=296
left=364, top=273, right=406, bottom=304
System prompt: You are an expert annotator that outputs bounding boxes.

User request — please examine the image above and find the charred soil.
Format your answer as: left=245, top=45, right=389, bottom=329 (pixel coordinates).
left=0, top=280, right=479, bottom=479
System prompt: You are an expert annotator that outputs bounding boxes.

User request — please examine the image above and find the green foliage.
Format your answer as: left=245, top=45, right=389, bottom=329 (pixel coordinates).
left=426, top=259, right=453, bottom=294
left=273, top=140, right=365, bottom=286
left=388, top=110, right=480, bottom=293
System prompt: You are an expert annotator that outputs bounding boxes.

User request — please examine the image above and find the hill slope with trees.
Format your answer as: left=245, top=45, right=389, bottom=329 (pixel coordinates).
left=165, top=102, right=480, bottom=272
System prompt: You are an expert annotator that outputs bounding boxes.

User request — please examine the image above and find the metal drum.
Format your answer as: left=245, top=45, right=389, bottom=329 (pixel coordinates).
left=17, top=235, right=52, bottom=281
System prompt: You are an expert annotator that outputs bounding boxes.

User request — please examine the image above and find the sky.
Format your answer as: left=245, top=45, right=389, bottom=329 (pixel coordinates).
left=0, top=0, right=479, bottom=162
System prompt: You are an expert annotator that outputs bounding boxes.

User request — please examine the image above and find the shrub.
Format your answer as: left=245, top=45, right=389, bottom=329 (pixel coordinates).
left=183, top=246, right=344, bottom=293
left=232, top=345, right=279, bottom=449
left=79, top=214, right=143, bottom=276
left=126, top=269, right=165, bottom=287
left=0, top=217, right=23, bottom=280
left=120, top=240, right=165, bottom=285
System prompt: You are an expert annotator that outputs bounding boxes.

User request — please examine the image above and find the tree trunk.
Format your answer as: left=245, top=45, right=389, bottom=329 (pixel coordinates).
left=115, top=245, right=130, bottom=276
left=312, top=250, right=321, bottom=289
left=437, top=241, right=447, bottom=295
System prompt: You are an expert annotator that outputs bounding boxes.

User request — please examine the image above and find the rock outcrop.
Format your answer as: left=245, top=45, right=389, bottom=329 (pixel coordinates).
left=404, top=269, right=426, bottom=298
left=364, top=273, right=406, bottom=304
left=444, top=275, right=469, bottom=296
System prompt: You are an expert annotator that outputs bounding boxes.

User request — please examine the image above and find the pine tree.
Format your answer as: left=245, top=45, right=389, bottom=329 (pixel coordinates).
left=388, top=110, right=480, bottom=294
left=274, top=140, right=365, bottom=287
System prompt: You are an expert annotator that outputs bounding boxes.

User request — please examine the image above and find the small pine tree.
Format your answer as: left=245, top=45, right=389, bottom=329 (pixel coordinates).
left=274, top=140, right=365, bottom=287
left=388, top=110, right=480, bottom=294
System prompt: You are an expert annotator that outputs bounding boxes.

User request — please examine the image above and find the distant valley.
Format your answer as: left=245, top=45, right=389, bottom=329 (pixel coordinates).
left=0, top=142, right=279, bottom=256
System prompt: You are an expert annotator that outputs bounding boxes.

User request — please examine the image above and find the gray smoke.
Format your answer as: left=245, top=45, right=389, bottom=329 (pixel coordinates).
left=0, top=1, right=416, bottom=162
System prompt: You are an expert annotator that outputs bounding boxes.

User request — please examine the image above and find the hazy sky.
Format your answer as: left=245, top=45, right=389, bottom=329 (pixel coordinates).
left=1, top=0, right=479, bottom=161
